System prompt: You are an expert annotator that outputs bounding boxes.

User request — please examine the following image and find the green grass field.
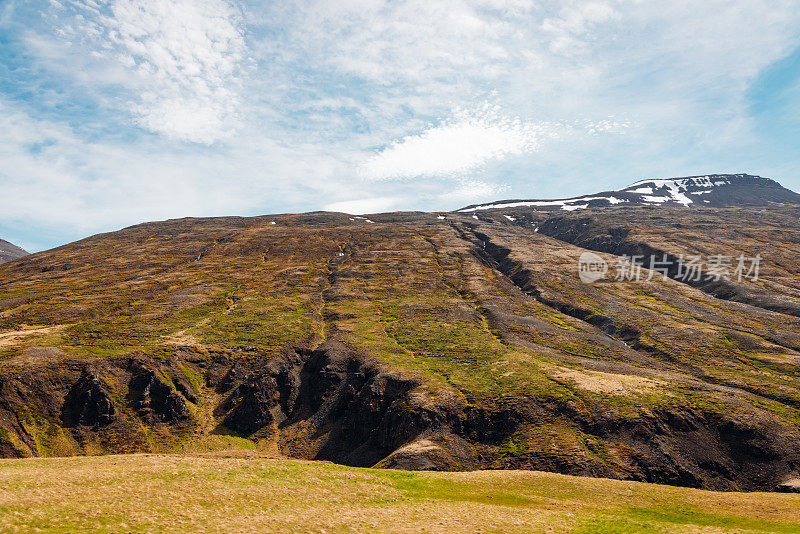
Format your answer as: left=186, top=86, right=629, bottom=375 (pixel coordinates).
left=0, top=454, right=798, bottom=533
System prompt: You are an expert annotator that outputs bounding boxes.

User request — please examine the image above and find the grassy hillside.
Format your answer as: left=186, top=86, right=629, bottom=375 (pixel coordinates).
left=1, top=208, right=800, bottom=491
left=0, top=454, right=798, bottom=533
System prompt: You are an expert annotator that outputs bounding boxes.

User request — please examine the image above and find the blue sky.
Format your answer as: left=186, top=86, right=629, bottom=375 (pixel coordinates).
left=1, top=0, right=799, bottom=252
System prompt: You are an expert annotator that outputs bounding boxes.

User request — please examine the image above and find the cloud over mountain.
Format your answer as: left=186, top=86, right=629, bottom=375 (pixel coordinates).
left=1, top=0, right=799, bottom=251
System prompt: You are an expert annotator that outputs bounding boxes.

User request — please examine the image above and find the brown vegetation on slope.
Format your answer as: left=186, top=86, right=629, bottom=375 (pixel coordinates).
left=0, top=208, right=799, bottom=491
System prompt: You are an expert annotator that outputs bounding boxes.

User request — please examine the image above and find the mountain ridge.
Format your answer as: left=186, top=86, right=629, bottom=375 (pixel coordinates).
left=459, top=174, right=800, bottom=212
left=0, top=239, right=28, bottom=265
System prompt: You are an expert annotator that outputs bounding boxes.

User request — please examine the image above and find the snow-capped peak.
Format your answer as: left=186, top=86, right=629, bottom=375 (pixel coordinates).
left=457, top=174, right=798, bottom=213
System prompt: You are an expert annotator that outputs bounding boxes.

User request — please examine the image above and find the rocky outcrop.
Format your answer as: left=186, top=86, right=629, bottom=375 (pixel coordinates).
left=220, top=342, right=465, bottom=469
left=0, top=343, right=797, bottom=490
left=61, top=369, right=118, bottom=428
left=128, top=365, right=190, bottom=424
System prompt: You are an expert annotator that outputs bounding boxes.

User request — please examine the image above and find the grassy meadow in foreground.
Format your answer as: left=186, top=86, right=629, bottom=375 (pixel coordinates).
left=0, top=454, right=798, bottom=533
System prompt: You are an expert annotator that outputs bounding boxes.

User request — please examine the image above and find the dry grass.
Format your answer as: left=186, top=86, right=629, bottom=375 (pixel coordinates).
left=546, top=364, right=668, bottom=396
left=0, top=325, right=67, bottom=350
left=0, top=454, right=798, bottom=533
left=161, top=330, right=203, bottom=347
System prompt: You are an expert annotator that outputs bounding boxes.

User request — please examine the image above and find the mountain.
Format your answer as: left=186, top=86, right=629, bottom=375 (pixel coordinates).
left=460, top=174, right=800, bottom=212
left=0, top=238, right=28, bottom=264
left=2, top=183, right=800, bottom=493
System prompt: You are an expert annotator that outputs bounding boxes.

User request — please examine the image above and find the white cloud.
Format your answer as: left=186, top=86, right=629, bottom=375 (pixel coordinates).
left=440, top=179, right=511, bottom=203
left=263, top=1, right=520, bottom=85
left=323, top=197, right=403, bottom=215
left=360, top=103, right=559, bottom=180
left=5, top=0, right=800, bottom=250
left=540, top=2, right=618, bottom=56
left=58, top=0, right=248, bottom=143
left=0, top=99, right=351, bottom=250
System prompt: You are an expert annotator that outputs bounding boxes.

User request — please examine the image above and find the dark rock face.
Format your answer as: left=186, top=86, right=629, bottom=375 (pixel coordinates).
left=127, top=365, right=190, bottom=424
left=215, top=343, right=800, bottom=490
left=1, top=326, right=798, bottom=490
left=221, top=343, right=453, bottom=468
left=222, top=372, right=281, bottom=435
left=61, top=369, right=118, bottom=428
left=0, top=359, right=197, bottom=457
left=777, top=478, right=800, bottom=493
left=0, top=239, right=27, bottom=265
left=168, top=370, right=197, bottom=404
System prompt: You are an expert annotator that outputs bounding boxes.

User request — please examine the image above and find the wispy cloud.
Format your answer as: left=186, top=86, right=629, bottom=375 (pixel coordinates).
left=323, top=197, right=403, bottom=215
left=2, top=0, right=800, bottom=251
left=440, top=179, right=511, bottom=203
left=360, top=104, right=559, bottom=180
left=260, top=1, right=524, bottom=85
left=540, top=2, right=619, bottom=56
left=56, top=0, right=248, bottom=143
left=0, top=98, right=349, bottom=251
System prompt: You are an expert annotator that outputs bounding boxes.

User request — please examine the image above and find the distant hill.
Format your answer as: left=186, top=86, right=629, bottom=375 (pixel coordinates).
left=0, top=239, right=28, bottom=264
left=460, top=174, right=800, bottom=212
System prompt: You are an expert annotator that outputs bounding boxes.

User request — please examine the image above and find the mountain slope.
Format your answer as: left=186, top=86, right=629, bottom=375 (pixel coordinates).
left=1, top=206, right=800, bottom=491
left=460, top=174, right=800, bottom=212
left=0, top=239, right=28, bottom=264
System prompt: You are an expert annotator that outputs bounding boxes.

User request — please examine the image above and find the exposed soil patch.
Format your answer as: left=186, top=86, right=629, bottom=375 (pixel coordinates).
left=0, top=325, right=67, bottom=350
left=545, top=365, right=668, bottom=395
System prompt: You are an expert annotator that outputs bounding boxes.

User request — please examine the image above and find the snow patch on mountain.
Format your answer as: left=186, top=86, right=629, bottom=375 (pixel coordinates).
left=460, top=195, right=628, bottom=212
left=458, top=174, right=796, bottom=212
